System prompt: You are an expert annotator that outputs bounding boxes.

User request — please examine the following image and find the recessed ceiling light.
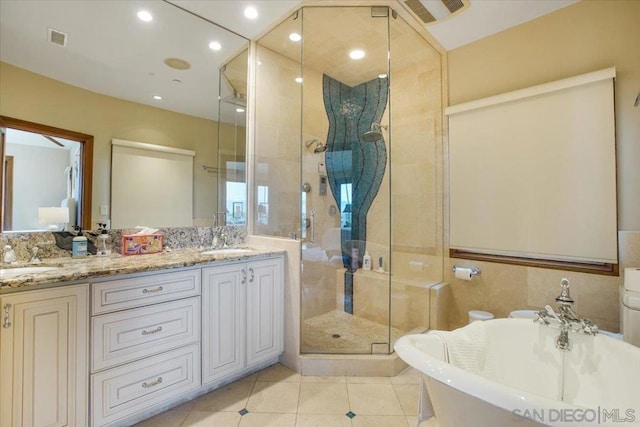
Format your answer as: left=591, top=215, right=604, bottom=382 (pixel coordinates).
left=378, top=73, right=388, bottom=79
left=137, top=10, right=153, bottom=22
left=349, top=49, right=365, bottom=60
left=153, top=95, right=162, bottom=100
left=164, top=57, right=191, bottom=70
left=244, top=6, right=258, bottom=19
left=236, top=108, right=245, bottom=113
left=209, top=41, right=222, bottom=51
left=295, top=77, right=303, bottom=83
left=289, top=32, right=301, bottom=42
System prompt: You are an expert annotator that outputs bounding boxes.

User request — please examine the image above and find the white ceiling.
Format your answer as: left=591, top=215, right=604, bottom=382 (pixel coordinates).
left=169, top=1, right=301, bottom=39
left=426, top=0, right=580, bottom=50
left=0, top=0, right=579, bottom=123
left=0, top=0, right=249, bottom=122
left=170, top=0, right=579, bottom=49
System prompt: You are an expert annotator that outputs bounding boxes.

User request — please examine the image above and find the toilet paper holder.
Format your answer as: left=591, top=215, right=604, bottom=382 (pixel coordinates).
left=452, top=265, right=481, bottom=276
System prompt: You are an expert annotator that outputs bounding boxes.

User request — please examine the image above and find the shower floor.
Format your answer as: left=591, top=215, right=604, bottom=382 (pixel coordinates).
left=301, top=310, right=414, bottom=354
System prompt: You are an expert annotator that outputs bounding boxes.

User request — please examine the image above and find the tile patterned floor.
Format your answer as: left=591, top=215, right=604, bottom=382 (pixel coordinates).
left=134, top=364, right=439, bottom=427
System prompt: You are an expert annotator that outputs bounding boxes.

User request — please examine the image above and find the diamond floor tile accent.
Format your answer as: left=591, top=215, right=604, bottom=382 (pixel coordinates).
left=131, top=364, right=427, bottom=426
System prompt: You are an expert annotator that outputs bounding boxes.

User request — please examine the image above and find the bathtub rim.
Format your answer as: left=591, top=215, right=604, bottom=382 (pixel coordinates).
left=394, top=319, right=585, bottom=425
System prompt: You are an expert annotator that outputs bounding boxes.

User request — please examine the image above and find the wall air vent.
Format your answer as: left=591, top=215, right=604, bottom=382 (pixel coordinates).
left=48, top=28, right=67, bottom=47
left=404, top=0, right=469, bottom=24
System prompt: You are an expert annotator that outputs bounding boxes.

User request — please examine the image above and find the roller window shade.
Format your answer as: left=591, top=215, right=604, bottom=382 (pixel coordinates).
left=111, top=139, right=195, bottom=229
left=447, top=68, right=617, bottom=265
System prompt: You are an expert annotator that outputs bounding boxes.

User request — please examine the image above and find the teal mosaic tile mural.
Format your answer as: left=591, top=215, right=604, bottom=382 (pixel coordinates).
left=322, top=74, right=389, bottom=313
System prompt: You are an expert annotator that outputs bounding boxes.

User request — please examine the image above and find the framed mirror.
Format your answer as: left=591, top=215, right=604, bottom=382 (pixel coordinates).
left=0, top=0, right=248, bottom=232
left=0, top=116, right=93, bottom=232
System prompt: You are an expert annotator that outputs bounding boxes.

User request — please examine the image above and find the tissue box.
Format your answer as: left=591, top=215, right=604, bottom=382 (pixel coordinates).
left=121, top=234, right=164, bottom=256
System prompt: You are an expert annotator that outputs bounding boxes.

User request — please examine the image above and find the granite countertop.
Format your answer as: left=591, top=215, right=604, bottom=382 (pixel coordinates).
left=0, top=246, right=284, bottom=292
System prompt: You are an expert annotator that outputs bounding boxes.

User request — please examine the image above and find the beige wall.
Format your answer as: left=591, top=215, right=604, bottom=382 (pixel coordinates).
left=0, top=62, right=224, bottom=226
left=253, top=45, right=302, bottom=238
left=445, top=0, right=640, bottom=330
left=448, top=0, right=640, bottom=231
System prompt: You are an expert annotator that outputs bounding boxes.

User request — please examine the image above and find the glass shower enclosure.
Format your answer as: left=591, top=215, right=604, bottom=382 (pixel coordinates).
left=253, top=5, right=444, bottom=355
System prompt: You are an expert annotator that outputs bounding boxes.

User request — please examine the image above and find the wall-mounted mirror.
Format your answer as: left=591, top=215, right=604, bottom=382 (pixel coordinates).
left=0, top=116, right=93, bottom=232
left=0, top=0, right=248, bottom=232
left=218, top=49, right=248, bottom=226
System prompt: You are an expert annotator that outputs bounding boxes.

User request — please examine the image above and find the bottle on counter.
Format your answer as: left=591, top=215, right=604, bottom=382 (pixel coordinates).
left=96, top=223, right=111, bottom=256
left=72, top=226, right=88, bottom=257
left=363, top=251, right=372, bottom=271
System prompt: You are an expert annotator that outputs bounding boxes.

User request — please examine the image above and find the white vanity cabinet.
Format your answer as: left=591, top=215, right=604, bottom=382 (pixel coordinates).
left=0, top=284, right=89, bottom=427
left=202, top=256, right=283, bottom=385
left=90, top=268, right=201, bottom=427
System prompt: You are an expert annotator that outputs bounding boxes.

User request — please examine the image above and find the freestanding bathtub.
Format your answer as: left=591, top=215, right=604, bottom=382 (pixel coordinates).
left=395, top=318, right=640, bottom=426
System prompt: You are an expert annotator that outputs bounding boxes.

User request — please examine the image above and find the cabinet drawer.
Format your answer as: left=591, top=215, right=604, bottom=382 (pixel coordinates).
left=92, top=297, right=200, bottom=372
left=92, top=269, right=200, bottom=314
left=91, top=344, right=200, bottom=427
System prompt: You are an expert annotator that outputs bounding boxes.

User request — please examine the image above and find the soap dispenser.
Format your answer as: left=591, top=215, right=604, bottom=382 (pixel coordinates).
left=96, top=223, right=111, bottom=256
left=72, top=226, right=88, bottom=257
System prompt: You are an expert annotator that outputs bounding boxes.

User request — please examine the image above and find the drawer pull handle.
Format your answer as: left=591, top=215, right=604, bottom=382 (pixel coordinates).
left=141, top=326, right=163, bottom=336
left=142, top=286, right=163, bottom=294
left=249, top=268, right=255, bottom=283
left=141, top=377, right=163, bottom=388
left=241, top=268, right=247, bottom=284
left=2, top=303, right=11, bottom=329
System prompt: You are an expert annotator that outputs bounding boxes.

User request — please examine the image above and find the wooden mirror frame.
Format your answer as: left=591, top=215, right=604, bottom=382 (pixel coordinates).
left=0, top=115, right=93, bottom=231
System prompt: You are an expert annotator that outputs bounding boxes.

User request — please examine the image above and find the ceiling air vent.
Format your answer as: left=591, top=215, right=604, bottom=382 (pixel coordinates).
left=404, top=0, right=469, bottom=24
left=442, top=0, right=465, bottom=14
left=48, top=28, right=67, bottom=47
left=405, top=0, right=436, bottom=23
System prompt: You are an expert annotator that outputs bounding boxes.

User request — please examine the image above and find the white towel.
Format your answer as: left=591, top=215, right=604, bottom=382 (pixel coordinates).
left=428, top=320, right=488, bottom=375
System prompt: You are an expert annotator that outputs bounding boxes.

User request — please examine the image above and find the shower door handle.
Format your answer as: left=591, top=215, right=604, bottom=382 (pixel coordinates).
left=310, top=211, right=315, bottom=243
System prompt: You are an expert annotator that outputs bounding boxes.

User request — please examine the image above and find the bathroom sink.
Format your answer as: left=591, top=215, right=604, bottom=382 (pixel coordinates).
left=200, top=248, right=253, bottom=256
left=0, top=266, right=59, bottom=279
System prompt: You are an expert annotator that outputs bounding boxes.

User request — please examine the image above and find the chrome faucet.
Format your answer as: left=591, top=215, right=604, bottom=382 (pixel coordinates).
left=535, top=278, right=598, bottom=351
left=211, top=228, right=229, bottom=249
left=2, top=245, right=16, bottom=264
left=29, top=246, right=41, bottom=264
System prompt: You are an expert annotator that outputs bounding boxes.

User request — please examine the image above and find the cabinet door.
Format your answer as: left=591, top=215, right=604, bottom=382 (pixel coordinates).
left=0, top=284, right=89, bottom=427
left=246, top=257, right=283, bottom=366
left=202, top=263, right=246, bottom=385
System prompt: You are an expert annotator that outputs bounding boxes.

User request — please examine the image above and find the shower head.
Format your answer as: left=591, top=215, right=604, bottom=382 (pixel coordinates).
left=305, top=138, right=327, bottom=153
left=362, top=122, right=387, bottom=142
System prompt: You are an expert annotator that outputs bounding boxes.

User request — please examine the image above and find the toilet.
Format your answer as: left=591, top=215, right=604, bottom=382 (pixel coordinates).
left=509, top=309, right=538, bottom=320
left=621, top=268, right=640, bottom=347
left=468, top=310, right=494, bottom=324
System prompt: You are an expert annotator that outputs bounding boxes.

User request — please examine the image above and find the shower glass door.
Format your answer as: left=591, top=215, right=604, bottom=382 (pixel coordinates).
left=254, top=5, right=443, bottom=355
left=299, top=6, right=393, bottom=354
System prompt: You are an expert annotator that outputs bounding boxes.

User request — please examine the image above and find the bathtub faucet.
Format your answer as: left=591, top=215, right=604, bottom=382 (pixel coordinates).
left=535, top=278, right=598, bottom=350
